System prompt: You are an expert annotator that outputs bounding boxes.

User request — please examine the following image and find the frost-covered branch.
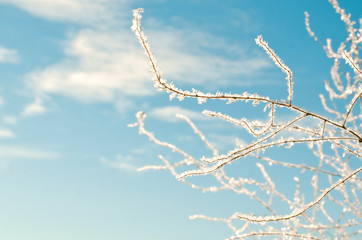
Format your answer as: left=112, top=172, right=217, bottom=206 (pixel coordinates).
left=132, top=8, right=362, bottom=142
left=255, top=35, right=293, bottom=105
left=130, top=1, right=362, bottom=239
left=235, top=167, right=361, bottom=222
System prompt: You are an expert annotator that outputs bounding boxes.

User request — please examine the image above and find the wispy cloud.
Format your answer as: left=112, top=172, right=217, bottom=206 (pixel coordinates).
left=25, top=29, right=153, bottom=102
left=2, top=115, right=17, bottom=125
left=208, top=134, right=247, bottom=152
left=0, top=0, right=126, bottom=25
left=0, top=145, right=58, bottom=159
left=0, top=46, right=19, bottom=63
left=22, top=98, right=46, bottom=116
left=24, top=25, right=271, bottom=107
left=0, top=129, right=15, bottom=138
left=100, top=154, right=138, bottom=172
left=147, top=26, right=271, bottom=86
left=149, top=106, right=208, bottom=122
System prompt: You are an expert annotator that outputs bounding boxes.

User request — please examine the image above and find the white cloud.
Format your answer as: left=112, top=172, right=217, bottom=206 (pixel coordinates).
left=149, top=106, right=208, bottom=122
left=0, top=145, right=58, bottom=159
left=100, top=154, right=138, bottom=172
left=10, top=0, right=272, bottom=113
left=0, top=129, right=15, bottom=138
left=2, top=115, right=17, bottom=125
left=25, top=26, right=272, bottom=106
left=148, top=27, right=271, bottom=86
left=0, top=0, right=125, bottom=25
left=22, top=98, right=46, bottom=116
left=207, top=133, right=247, bottom=152
left=25, top=29, right=153, bottom=103
left=0, top=46, right=19, bottom=63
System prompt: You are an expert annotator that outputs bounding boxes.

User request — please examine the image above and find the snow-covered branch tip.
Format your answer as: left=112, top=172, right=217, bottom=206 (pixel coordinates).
left=132, top=8, right=164, bottom=89
left=255, top=35, right=293, bottom=105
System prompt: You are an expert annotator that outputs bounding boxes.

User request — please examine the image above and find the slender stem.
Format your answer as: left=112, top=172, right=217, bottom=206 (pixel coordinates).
left=236, top=167, right=362, bottom=222
left=343, top=91, right=362, bottom=127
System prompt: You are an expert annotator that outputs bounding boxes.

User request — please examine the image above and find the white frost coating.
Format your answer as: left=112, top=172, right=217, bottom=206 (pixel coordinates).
left=131, top=3, right=362, bottom=239
left=342, top=50, right=362, bottom=77
left=255, top=35, right=293, bottom=105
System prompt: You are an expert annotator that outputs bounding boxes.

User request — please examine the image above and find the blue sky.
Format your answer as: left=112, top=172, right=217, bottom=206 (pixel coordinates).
left=0, top=0, right=361, bottom=239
